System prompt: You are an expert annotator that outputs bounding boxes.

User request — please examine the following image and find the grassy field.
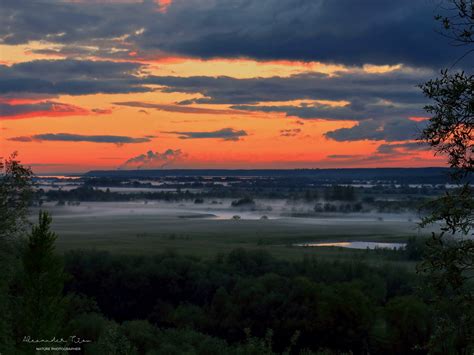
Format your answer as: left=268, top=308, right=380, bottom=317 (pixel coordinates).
left=30, top=202, right=436, bottom=267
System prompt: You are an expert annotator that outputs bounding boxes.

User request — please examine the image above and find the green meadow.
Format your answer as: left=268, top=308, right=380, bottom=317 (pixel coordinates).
left=33, top=202, right=434, bottom=266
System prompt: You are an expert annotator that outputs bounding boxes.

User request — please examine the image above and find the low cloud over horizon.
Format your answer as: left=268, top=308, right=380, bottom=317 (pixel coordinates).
left=120, top=149, right=186, bottom=169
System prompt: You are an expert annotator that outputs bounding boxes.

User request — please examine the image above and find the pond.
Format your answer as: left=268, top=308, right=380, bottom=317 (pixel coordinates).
left=295, top=241, right=406, bottom=250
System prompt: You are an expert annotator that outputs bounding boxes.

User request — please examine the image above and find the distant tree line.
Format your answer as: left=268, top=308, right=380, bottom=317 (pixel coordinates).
left=35, top=184, right=438, bottom=214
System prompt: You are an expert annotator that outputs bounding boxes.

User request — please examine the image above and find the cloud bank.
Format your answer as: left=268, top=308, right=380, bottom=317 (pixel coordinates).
left=0, top=0, right=466, bottom=68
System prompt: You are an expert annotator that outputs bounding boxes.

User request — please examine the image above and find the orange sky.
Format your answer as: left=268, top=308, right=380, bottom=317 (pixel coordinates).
left=0, top=7, right=445, bottom=173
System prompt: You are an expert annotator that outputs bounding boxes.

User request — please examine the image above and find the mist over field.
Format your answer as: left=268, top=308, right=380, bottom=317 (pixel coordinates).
left=29, top=169, right=447, bottom=258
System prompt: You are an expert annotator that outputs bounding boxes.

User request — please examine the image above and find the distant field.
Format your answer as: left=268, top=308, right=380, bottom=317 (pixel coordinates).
left=30, top=201, right=437, bottom=266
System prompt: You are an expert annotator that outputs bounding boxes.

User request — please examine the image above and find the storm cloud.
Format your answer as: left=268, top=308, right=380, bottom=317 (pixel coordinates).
left=0, top=0, right=467, bottom=68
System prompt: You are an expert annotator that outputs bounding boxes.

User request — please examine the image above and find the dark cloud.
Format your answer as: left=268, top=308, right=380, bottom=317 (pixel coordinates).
left=0, top=0, right=466, bottom=67
left=150, top=0, right=462, bottom=68
left=1, top=63, right=429, bottom=108
left=0, top=0, right=150, bottom=47
left=0, top=58, right=432, bottom=144
left=163, top=128, right=247, bottom=141
left=120, top=149, right=185, bottom=169
left=6, top=59, right=143, bottom=80
left=0, top=60, right=148, bottom=96
left=8, top=133, right=151, bottom=144
left=0, top=60, right=431, bottom=131
left=324, top=118, right=428, bottom=142
left=114, top=101, right=247, bottom=115
left=150, top=70, right=431, bottom=140
left=232, top=100, right=426, bottom=121
left=152, top=69, right=430, bottom=106
left=0, top=93, right=58, bottom=101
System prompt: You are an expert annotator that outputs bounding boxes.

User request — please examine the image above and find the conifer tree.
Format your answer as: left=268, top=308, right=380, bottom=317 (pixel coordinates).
left=16, top=212, right=68, bottom=346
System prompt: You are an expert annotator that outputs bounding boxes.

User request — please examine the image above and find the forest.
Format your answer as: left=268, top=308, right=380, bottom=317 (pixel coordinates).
left=0, top=155, right=469, bottom=355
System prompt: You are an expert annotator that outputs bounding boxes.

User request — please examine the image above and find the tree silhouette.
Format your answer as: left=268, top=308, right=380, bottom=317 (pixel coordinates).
left=16, top=211, right=68, bottom=350
left=419, top=1, right=474, bottom=351
left=0, top=153, right=33, bottom=353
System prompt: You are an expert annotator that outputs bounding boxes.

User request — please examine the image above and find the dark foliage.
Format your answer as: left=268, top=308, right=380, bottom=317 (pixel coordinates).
left=418, top=2, right=474, bottom=351
left=62, top=249, right=431, bottom=354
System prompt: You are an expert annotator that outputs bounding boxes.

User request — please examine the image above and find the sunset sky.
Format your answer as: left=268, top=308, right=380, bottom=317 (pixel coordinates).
left=0, top=0, right=462, bottom=173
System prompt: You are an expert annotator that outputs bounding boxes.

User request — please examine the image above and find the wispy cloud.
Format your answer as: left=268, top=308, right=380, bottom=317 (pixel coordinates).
left=8, top=133, right=151, bottom=145
left=376, top=142, right=430, bottom=154
left=162, top=128, right=248, bottom=141
left=280, top=128, right=301, bottom=137
left=327, top=154, right=363, bottom=159
left=325, top=141, right=434, bottom=166
left=114, top=101, right=247, bottom=115
left=0, top=101, right=91, bottom=119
